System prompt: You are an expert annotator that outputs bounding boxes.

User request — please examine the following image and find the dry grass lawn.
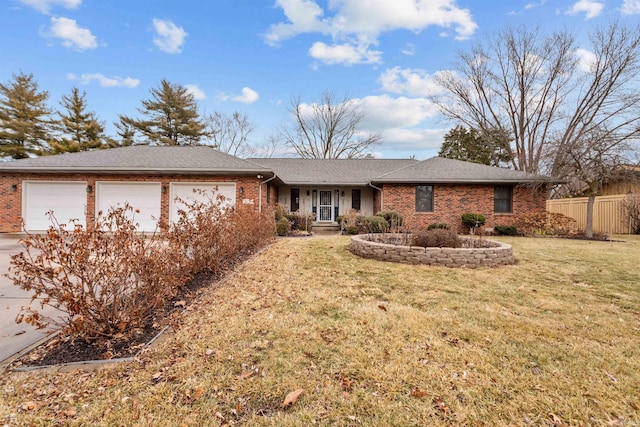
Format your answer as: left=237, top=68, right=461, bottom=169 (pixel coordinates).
left=1, top=235, right=639, bottom=426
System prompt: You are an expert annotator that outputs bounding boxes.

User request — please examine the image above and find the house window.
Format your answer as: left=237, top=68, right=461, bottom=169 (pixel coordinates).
left=352, top=189, right=361, bottom=211
left=494, top=186, right=513, bottom=213
left=291, top=188, right=299, bottom=212
left=416, top=185, right=433, bottom=212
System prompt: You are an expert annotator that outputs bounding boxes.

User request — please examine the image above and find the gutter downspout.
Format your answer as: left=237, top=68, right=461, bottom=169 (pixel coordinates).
left=368, top=182, right=383, bottom=212
left=258, top=174, right=277, bottom=213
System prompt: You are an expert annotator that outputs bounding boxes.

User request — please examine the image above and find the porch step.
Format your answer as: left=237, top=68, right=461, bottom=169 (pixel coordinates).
left=313, top=222, right=341, bottom=235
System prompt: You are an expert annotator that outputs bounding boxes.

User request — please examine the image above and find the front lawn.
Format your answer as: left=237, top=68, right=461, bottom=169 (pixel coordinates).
left=1, top=235, right=639, bottom=425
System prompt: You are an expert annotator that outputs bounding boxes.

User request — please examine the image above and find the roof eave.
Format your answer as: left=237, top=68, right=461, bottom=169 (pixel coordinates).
left=0, top=167, right=273, bottom=176
left=371, top=178, right=554, bottom=185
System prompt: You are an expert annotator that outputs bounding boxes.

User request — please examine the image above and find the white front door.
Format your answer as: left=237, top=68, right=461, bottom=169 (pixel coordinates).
left=318, top=190, right=333, bottom=221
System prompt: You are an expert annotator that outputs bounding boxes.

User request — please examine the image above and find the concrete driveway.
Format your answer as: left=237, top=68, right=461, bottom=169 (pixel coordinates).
left=0, top=235, right=57, bottom=367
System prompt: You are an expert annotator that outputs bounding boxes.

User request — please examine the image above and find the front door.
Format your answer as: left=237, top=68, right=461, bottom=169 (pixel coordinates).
left=318, top=190, right=333, bottom=221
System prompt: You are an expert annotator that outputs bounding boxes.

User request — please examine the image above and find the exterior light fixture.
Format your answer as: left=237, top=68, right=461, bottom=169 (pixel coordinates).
left=240, top=186, right=244, bottom=194
left=11, top=184, right=17, bottom=192
left=86, top=185, right=93, bottom=193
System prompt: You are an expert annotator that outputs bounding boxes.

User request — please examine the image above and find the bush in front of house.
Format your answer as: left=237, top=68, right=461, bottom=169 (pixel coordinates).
left=364, top=216, right=389, bottom=233
left=412, top=229, right=462, bottom=248
left=494, top=225, right=518, bottom=236
left=285, top=212, right=315, bottom=233
left=9, top=192, right=275, bottom=342
left=461, top=213, right=486, bottom=229
left=512, top=211, right=578, bottom=236
left=9, top=205, right=187, bottom=341
left=375, top=210, right=404, bottom=230
left=276, top=217, right=292, bottom=236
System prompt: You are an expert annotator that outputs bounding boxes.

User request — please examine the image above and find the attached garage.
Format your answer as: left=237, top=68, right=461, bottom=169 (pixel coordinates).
left=22, top=181, right=87, bottom=231
left=96, top=182, right=162, bottom=232
left=169, top=182, right=236, bottom=223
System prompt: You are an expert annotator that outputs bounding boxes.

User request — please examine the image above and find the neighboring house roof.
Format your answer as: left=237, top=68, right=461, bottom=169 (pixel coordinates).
left=372, top=157, right=550, bottom=184
left=0, top=146, right=271, bottom=175
left=248, top=158, right=417, bottom=185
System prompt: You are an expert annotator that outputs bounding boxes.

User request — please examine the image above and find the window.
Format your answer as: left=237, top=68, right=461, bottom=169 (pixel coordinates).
left=290, top=188, right=299, bottom=212
left=494, top=186, right=513, bottom=213
left=352, top=189, right=361, bottom=210
left=416, top=185, right=433, bottom=212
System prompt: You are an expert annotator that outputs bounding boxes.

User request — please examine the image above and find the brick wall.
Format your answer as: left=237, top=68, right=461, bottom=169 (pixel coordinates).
left=382, top=183, right=547, bottom=231
left=0, top=173, right=268, bottom=233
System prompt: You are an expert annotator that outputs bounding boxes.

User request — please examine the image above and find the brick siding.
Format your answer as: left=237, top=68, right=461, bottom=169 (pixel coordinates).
left=0, top=173, right=270, bottom=233
left=382, top=183, right=547, bottom=231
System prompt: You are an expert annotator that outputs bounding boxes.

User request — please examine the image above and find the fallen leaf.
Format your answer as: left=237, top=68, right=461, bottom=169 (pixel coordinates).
left=628, top=400, right=639, bottom=410
left=549, top=413, right=563, bottom=426
left=240, top=371, right=254, bottom=380
left=282, top=388, right=304, bottom=408
left=409, top=388, right=428, bottom=398
left=605, top=372, right=618, bottom=382
left=340, top=375, right=352, bottom=392
left=22, top=401, right=37, bottom=411
left=193, top=388, right=204, bottom=400
left=378, top=304, right=388, bottom=312
left=62, top=407, right=76, bottom=417
left=205, top=349, right=215, bottom=357
left=174, top=300, right=186, bottom=308
left=152, top=372, right=163, bottom=381
left=433, top=398, right=448, bottom=413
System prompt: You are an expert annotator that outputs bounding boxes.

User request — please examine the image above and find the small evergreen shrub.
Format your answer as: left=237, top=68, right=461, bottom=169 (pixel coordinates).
left=494, top=225, right=518, bottom=235
left=276, top=217, right=291, bottom=236
left=461, top=213, right=486, bottom=228
left=364, top=216, right=389, bottom=233
left=412, top=229, right=462, bottom=248
left=427, top=222, right=450, bottom=230
left=375, top=210, right=404, bottom=229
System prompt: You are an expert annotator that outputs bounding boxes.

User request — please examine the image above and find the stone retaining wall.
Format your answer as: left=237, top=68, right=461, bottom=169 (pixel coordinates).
left=349, top=234, right=515, bottom=268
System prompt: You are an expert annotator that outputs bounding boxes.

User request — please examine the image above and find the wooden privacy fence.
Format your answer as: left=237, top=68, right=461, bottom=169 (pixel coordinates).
left=546, top=195, right=633, bottom=235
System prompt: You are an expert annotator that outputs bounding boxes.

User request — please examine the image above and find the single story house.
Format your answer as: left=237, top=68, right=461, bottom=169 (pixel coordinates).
left=0, top=146, right=551, bottom=233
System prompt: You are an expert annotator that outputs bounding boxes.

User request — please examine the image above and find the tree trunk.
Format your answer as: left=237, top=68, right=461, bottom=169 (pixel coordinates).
left=585, top=195, right=595, bottom=238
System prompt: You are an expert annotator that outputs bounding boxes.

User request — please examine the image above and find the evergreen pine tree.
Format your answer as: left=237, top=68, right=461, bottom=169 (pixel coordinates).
left=120, top=79, right=208, bottom=146
left=0, top=72, right=54, bottom=159
left=51, top=87, right=105, bottom=154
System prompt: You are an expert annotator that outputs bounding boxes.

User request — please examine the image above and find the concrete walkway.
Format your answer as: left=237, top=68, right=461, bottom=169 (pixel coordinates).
left=0, top=236, right=56, bottom=368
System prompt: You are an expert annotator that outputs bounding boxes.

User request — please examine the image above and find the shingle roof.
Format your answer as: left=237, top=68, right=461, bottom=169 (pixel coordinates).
left=373, top=157, right=550, bottom=184
left=249, top=158, right=418, bottom=185
left=0, top=146, right=271, bottom=175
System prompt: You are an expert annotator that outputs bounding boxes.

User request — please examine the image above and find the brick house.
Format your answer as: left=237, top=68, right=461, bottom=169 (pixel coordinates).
left=0, top=146, right=550, bottom=233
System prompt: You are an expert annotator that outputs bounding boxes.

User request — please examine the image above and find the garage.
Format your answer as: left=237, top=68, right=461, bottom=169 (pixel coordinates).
left=23, top=181, right=87, bottom=231
left=96, top=182, right=162, bottom=232
left=169, top=182, right=236, bottom=223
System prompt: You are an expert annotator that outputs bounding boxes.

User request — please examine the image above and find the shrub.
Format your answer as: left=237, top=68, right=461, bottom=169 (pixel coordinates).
left=461, top=213, right=486, bottom=229
left=364, top=216, right=389, bottom=233
left=339, top=209, right=364, bottom=234
left=276, top=217, right=291, bottom=236
left=9, top=205, right=186, bottom=341
left=375, top=211, right=404, bottom=230
left=412, top=229, right=462, bottom=248
left=620, top=193, right=640, bottom=234
left=427, top=222, right=450, bottom=230
left=494, top=225, right=518, bottom=236
left=513, top=212, right=578, bottom=236
left=274, top=204, right=287, bottom=221
left=286, top=212, right=315, bottom=232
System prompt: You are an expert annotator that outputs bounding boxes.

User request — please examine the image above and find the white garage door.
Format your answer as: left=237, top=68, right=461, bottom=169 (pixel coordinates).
left=96, top=182, right=161, bottom=232
left=23, top=181, right=87, bottom=231
left=169, top=182, right=236, bottom=223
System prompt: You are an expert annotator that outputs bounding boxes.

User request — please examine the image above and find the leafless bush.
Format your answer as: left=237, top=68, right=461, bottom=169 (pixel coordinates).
left=8, top=205, right=186, bottom=341
left=620, top=193, right=640, bottom=234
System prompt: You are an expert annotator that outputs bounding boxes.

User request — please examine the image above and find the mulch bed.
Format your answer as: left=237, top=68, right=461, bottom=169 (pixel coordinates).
left=8, top=249, right=260, bottom=370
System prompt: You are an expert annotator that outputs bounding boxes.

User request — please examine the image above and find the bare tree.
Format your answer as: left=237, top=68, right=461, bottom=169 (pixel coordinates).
left=205, top=111, right=255, bottom=157
left=432, top=22, right=640, bottom=178
left=279, top=91, right=381, bottom=159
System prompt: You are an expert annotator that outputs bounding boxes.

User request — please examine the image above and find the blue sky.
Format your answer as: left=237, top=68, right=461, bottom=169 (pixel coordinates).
left=1, top=0, right=639, bottom=159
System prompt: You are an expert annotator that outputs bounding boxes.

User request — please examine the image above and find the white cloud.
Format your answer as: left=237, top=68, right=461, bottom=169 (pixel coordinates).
left=309, top=41, right=382, bottom=65
left=67, top=73, right=139, bottom=88
left=152, top=18, right=187, bottom=54
left=16, top=0, right=80, bottom=14
left=575, top=48, right=597, bottom=72
left=232, top=87, right=260, bottom=104
left=378, top=67, right=446, bottom=97
left=265, top=0, right=477, bottom=65
left=381, top=127, right=447, bottom=150
left=566, top=0, right=604, bottom=19
left=621, top=0, right=640, bottom=14
left=48, top=16, right=96, bottom=50
left=185, top=84, right=206, bottom=100
left=401, top=43, right=416, bottom=56
left=524, top=0, right=546, bottom=10
left=356, top=95, right=439, bottom=129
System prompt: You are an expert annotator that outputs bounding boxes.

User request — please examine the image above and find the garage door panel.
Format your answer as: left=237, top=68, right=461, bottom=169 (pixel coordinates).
left=23, top=182, right=87, bottom=231
left=169, top=183, right=236, bottom=223
left=96, top=182, right=161, bottom=232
